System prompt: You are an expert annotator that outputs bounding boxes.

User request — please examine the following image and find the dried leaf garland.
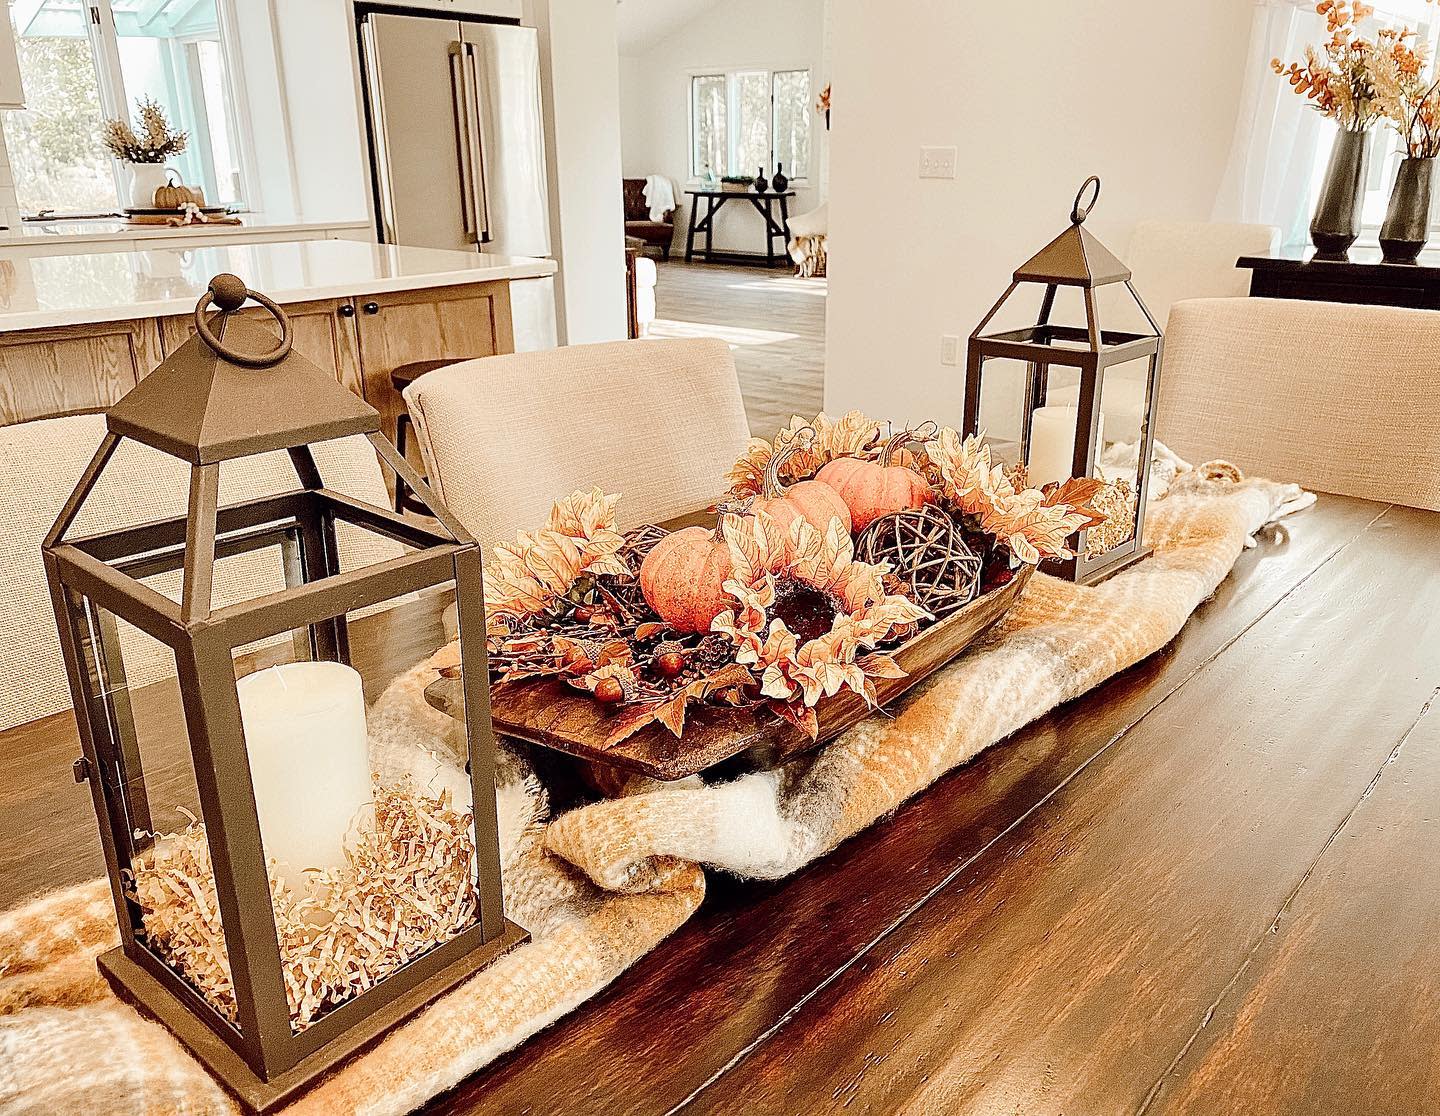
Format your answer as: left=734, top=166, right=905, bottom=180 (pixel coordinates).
left=125, top=778, right=480, bottom=1031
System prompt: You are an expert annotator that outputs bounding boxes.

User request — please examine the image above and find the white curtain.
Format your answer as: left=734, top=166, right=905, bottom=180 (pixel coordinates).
left=1212, top=0, right=1327, bottom=247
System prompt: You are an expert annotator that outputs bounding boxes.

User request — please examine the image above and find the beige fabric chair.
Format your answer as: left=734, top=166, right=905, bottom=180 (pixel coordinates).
left=1125, top=220, right=1281, bottom=330
left=1156, top=297, right=1440, bottom=510
left=404, top=338, right=751, bottom=553
left=0, top=414, right=403, bottom=731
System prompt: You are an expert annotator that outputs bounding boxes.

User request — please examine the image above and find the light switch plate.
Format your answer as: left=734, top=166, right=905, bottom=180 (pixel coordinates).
left=940, top=334, right=960, bottom=366
left=919, top=146, right=958, bottom=179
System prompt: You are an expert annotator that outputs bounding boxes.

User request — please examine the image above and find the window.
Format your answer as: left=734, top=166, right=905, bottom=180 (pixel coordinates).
left=1, top=0, right=249, bottom=217
left=689, top=68, right=811, bottom=182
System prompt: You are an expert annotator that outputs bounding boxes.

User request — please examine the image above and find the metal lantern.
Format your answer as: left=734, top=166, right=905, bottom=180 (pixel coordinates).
left=42, top=275, right=525, bottom=1113
left=964, top=177, right=1163, bottom=583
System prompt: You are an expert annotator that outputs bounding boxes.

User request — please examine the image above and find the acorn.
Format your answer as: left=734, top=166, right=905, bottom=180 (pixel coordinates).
left=654, top=640, right=687, bottom=678
left=573, top=604, right=596, bottom=624
left=593, top=676, right=625, bottom=704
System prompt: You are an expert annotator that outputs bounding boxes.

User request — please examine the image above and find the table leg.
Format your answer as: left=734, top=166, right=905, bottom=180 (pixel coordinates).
left=779, top=194, right=792, bottom=265
left=685, top=196, right=699, bottom=262
left=706, top=195, right=718, bottom=263
left=765, top=197, right=776, bottom=267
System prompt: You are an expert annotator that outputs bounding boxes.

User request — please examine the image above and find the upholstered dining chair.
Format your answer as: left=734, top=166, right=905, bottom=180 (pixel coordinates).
left=0, top=413, right=402, bottom=732
left=1124, top=220, right=1281, bottom=331
left=1155, top=297, right=1440, bottom=511
left=402, top=337, right=752, bottom=553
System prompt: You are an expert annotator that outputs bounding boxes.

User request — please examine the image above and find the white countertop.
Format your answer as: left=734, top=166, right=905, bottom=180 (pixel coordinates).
left=0, top=213, right=372, bottom=247
left=0, top=240, right=557, bottom=331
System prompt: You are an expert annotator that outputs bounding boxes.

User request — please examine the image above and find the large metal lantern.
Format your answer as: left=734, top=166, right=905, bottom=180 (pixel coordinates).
left=964, top=177, right=1163, bottom=583
left=42, top=275, right=524, bottom=1113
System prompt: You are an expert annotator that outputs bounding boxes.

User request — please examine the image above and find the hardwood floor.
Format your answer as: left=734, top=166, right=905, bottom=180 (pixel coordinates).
left=647, top=260, right=825, bottom=436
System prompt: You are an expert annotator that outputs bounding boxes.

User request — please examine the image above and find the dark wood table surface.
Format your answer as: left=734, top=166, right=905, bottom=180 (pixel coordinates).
left=6, top=494, right=1439, bottom=1114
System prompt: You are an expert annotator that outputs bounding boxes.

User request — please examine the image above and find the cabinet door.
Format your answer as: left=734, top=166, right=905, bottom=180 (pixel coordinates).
left=353, top=281, right=515, bottom=457
left=0, top=319, right=162, bottom=426
left=158, top=298, right=363, bottom=397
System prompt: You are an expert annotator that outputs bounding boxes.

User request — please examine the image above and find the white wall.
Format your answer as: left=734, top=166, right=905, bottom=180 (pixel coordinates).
left=823, top=0, right=1253, bottom=430
left=524, top=0, right=627, bottom=343
left=619, top=0, right=828, bottom=255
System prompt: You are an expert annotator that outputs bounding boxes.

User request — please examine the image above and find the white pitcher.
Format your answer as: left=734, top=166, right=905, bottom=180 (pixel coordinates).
left=126, top=162, right=172, bottom=209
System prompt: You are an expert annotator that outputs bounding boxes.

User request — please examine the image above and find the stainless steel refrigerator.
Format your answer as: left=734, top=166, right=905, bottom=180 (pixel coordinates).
left=359, top=10, right=557, bottom=349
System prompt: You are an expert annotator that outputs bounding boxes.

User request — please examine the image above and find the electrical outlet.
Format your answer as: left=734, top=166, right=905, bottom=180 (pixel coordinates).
left=940, top=334, right=960, bottom=366
left=919, top=146, right=958, bottom=180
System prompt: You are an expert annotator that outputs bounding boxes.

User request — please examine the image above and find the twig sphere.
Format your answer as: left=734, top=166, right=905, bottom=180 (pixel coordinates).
left=856, top=505, right=983, bottom=618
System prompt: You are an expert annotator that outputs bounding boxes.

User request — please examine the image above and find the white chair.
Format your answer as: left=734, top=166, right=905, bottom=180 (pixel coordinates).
left=403, top=338, right=752, bottom=553
left=1125, top=219, right=1281, bottom=330
left=0, top=414, right=403, bottom=731
left=1156, top=297, right=1440, bottom=510
left=634, top=255, right=658, bottom=335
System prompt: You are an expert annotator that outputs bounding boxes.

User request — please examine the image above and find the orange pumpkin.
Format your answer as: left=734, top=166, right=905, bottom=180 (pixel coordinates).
left=817, top=430, right=933, bottom=532
left=746, top=431, right=851, bottom=543
left=639, top=526, right=734, bottom=633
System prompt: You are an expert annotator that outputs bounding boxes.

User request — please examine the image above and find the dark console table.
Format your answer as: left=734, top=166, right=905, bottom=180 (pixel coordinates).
left=684, top=189, right=794, bottom=267
left=1238, top=245, right=1440, bottom=309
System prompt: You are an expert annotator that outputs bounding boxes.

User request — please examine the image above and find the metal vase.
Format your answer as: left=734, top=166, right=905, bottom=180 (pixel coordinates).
left=1310, top=127, right=1370, bottom=259
left=1379, top=156, right=1435, bottom=264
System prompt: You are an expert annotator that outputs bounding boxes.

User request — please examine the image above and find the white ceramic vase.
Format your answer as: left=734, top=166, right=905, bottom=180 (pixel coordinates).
left=126, top=163, right=170, bottom=209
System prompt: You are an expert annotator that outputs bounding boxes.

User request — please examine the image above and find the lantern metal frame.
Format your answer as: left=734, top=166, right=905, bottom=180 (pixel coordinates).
left=42, top=277, right=525, bottom=1114
left=962, top=177, right=1164, bottom=583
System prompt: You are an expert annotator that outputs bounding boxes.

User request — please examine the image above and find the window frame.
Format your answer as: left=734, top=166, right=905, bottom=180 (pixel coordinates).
left=687, top=65, right=812, bottom=185
left=6, top=0, right=255, bottom=217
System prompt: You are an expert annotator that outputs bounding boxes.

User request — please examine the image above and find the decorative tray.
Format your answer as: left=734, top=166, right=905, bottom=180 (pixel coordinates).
left=424, top=564, right=1032, bottom=782
left=122, top=205, right=231, bottom=216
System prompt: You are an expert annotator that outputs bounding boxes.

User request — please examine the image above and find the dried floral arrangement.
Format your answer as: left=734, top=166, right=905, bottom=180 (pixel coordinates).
left=125, top=778, right=476, bottom=1030
left=1371, top=2, right=1440, bottom=156
left=1272, top=1, right=1387, bottom=132
left=102, top=96, right=188, bottom=164
left=470, top=413, right=1111, bottom=741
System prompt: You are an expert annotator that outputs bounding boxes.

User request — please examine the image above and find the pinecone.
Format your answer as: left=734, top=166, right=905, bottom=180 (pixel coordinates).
left=693, top=633, right=734, bottom=669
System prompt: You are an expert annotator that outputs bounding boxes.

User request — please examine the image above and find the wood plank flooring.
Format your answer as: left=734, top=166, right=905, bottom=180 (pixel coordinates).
left=646, top=261, right=826, bottom=436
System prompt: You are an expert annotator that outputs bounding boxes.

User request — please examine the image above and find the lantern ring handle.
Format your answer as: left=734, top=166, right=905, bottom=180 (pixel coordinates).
left=1071, top=176, right=1101, bottom=225
left=192, top=282, right=294, bottom=368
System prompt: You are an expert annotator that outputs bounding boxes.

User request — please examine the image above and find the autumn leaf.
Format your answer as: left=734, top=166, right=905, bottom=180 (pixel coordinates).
left=601, top=663, right=757, bottom=745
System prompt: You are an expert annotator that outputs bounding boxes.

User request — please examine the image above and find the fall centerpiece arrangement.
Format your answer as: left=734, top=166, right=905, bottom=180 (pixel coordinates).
left=462, top=413, right=1108, bottom=746
left=102, top=96, right=190, bottom=209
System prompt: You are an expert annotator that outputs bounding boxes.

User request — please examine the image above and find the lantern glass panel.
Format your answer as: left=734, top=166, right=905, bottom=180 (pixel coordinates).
left=970, top=356, right=1030, bottom=463
left=67, top=593, right=234, bottom=1025
left=224, top=589, right=482, bottom=1036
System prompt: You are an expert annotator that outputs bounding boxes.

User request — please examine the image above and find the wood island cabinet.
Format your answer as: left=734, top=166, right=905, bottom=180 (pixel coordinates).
left=0, top=281, right=515, bottom=434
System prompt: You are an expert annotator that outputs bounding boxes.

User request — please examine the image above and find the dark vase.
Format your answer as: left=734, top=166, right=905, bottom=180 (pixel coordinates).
left=772, top=163, right=789, bottom=193
left=1310, top=126, right=1370, bottom=259
left=753, top=167, right=769, bottom=193
left=1379, top=156, right=1435, bottom=264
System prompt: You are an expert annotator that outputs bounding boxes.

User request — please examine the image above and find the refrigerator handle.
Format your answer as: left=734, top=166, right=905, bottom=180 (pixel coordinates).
left=462, top=43, right=494, bottom=245
left=448, top=42, right=478, bottom=241
left=360, top=17, right=398, bottom=244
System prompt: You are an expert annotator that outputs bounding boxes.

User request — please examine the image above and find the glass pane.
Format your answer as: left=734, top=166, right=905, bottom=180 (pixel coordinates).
left=733, top=70, right=770, bottom=178
left=771, top=70, right=810, bottom=181
left=111, top=0, right=242, bottom=206
left=1, top=2, right=119, bottom=214
left=691, top=74, right=726, bottom=179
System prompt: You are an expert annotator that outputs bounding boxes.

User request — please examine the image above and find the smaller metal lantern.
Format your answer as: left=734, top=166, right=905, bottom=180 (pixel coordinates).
left=964, top=177, right=1163, bottom=583
left=43, top=275, right=525, bottom=1113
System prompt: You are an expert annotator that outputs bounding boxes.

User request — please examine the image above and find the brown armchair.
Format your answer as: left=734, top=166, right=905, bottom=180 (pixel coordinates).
left=623, top=178, right=674, bottom=258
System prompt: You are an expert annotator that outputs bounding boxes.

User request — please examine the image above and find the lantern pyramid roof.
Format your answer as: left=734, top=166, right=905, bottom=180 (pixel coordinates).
left=1013, top=222, right=1132, bottom=288
left=107, top=315, right=380, bottom=465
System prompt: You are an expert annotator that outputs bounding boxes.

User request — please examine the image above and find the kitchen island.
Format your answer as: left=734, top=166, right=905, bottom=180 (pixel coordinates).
left=0, top=239, right=556, bottom=439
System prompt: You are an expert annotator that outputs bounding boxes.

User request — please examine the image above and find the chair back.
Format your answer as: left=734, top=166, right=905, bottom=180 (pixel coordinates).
left=403, top=338, right=752, bottom=552
left=622, top=179, right=648, bottom=222
left=1126, top=220, right=1281, bottom=330
left=1156, top=297, right=1440, bottom=510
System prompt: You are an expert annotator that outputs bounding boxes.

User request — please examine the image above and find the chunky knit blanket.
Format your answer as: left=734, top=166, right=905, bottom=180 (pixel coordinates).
left=0, top=470, right=1309, bottom=1115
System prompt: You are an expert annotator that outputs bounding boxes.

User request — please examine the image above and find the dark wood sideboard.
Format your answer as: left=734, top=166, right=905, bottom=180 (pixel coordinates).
left=1238, top=246, right=1440, bottom=309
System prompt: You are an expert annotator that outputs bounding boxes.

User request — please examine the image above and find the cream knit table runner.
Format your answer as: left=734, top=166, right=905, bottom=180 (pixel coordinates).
left=0, top=471, right=1308, bottom=1115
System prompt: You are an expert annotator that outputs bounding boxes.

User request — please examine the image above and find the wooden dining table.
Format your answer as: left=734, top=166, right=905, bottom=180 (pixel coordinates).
left=5, top=493, right=1439, bottom=1114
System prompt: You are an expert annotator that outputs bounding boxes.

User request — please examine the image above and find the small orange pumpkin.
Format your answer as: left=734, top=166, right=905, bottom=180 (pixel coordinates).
left=746, top=429, right=851, bottom=544
left=817, top=428, right=933, bottom=532
left=639, top=525, right=734, bottom=633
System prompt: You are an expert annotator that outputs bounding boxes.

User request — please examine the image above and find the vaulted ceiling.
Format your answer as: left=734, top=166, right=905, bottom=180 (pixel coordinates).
left=615, top=0, right=721, bottom=55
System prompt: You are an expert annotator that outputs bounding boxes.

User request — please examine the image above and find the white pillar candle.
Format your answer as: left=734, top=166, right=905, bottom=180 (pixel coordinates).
left=237, top=661, right=374, bottom=894
left=1028, top=405, right=1105, bottom=489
